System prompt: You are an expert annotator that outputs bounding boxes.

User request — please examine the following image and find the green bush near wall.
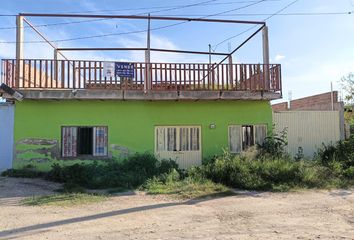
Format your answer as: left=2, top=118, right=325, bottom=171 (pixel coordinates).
left=45, top=153, right=179, bottom=189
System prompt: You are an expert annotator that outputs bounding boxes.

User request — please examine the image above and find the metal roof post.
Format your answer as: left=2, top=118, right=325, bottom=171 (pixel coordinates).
left=262, top=25, right=270, bottom=90
left=145, top=14, right=151, bottom=93
left=16, top=15, right=24, bottom=88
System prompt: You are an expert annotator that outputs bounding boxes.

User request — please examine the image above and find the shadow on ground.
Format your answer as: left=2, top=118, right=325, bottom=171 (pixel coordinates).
left=0, top=193, right=234, bottom=239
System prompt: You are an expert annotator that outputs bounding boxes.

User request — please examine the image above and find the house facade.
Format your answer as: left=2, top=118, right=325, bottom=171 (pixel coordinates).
left=0, top=14, right=282, bottom=170
left=12, top=99, right=272, bottom=170
left=1, top=59, right=281, bottom=170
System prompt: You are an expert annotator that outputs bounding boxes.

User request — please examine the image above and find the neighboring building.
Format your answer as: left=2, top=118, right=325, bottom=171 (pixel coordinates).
left=0, top=103, right=14, bottom=172
left=272, top=91, right=343, bottom=112
left=272, top=92, right=345, bottom=158
left=0, top=14, right=282, bottom=170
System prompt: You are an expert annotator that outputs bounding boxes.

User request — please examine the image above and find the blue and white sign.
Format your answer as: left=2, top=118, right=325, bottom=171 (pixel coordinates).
left=115, top=62, right=135, bottom=78
left=103, top=62, right=135, bottom=78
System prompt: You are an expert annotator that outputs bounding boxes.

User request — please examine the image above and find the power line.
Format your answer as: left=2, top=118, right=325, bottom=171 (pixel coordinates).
left=0, top=0, right=268, bottom=44
left=212, top=0, right=301, bottom=50
left=53, top=0, right=280, bottom=14
left=0, top=19, right=108, bottom=30
left=0, top=0, right=278, bottom=31
left=151, top=11, right=354, bottom=16
left=134, top=0, right=219, bottom=15
left=264, top=0, right=300, bottom=20
left=0, top=0, right=221, bottom=30
left=1, top=10, right=352, bottom=30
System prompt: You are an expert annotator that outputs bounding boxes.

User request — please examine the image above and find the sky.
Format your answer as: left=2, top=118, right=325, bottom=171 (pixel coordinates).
left=0, top=0, right=353, bottom=102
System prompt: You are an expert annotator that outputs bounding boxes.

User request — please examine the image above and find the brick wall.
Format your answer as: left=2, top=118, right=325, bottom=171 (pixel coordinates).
left=272, top=91, right=341, bottom=111
left=272, top=102, right=288, bottom=111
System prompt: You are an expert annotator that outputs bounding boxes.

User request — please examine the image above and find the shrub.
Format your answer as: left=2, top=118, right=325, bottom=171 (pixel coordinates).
left=1, top=164, right=44, bottom=178
left=143, top=169, right=232, bottom=199
left=197, top=152, right=335, bottom=190
left=316, top=137, right=354, bottom=172
left=344, top=166, right=354, bottom=180
left=45, top=153, right=178, bottom=189
left=257, top=128, right=288, bottom=159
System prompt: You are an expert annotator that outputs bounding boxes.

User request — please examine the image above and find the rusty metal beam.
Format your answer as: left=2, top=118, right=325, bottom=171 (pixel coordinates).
left=199, top=25, right=265, bottom=82
left=56, top=47, right=230, bottom=56
left=23, top=18, right=70, bottom=61
left=58, top=47, right=147, bottom=51
left=219, top=25, right=265, bottom=65
left=19, top=13, right=266, bottom=25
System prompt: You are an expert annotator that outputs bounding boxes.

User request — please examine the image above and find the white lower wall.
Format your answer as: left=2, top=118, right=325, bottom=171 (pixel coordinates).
left=273, top=111, right=341, bottom=158
left=0, top=103, right=14, bottom=172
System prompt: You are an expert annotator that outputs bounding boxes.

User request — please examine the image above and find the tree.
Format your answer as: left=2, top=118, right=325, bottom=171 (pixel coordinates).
left=340, top=72, right=354, bottom=103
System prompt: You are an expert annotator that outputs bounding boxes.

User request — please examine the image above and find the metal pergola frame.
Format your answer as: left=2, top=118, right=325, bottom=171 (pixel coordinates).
left=15, top=13, right=270, bottom=92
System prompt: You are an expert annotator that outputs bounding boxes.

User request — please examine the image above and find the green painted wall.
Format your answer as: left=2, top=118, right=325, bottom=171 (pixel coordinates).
left=14, top=100, right=272, bottom=170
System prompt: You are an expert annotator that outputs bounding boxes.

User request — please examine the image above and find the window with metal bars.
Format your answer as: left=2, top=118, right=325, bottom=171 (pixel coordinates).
left=228, top=124, right=267, bottom=153
left=61, top=126, right=108, bottom=158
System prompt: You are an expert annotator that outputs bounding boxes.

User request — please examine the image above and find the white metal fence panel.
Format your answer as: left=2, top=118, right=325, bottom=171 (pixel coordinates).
left=0, top=103, right=14, bottom=172
left=273, top=111, right=341, bottom=158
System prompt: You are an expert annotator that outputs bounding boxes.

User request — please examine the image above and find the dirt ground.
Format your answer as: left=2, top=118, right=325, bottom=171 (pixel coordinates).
left=0, top=177, right=353, bottom=240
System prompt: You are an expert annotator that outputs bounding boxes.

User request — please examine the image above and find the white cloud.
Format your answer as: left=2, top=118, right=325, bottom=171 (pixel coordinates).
left=274, top=54, right=285, bottom=61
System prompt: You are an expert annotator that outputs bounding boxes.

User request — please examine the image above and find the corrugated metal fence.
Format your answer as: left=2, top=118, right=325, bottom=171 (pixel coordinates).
left=273, top=111, right=342, bottom=158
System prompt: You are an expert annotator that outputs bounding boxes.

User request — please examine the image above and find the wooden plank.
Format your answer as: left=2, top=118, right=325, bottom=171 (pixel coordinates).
left=72, top=61, right=76, bottom=89
left=45, top=60, right=48, bottom=88
left=88, top=61, right=92, bottom=85
left=39, top=60, right=42, bottom=88
left=49, top=60, right=53, bottom=88
left=27, top=60, right=31, bottom=88
left=67, top=60, right=70, bottom=88
left=11, top=60, right=15, bottom=87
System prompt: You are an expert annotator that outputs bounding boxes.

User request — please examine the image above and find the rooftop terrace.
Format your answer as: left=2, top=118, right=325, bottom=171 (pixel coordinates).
left=1, top=59, right=281, bottom=100
left=0, top=13, right=282, bottom=101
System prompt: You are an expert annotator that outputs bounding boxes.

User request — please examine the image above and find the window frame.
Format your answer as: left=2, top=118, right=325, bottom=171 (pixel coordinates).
left=228, top=124, right=268, bottom=153
left=61, top=125, right=109, bottom=158
left=154, top=125, right=202, bottom=153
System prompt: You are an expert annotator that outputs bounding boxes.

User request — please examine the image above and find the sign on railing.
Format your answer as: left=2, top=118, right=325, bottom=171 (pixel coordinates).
left=103, top=62, right=135, bottom=78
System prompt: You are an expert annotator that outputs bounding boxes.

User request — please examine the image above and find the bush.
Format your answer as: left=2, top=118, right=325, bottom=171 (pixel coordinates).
left=1, top=164, right=44, bottom=178
left=344, top=166, right=354, bottom=180
left=195, top=152, right=337, bottom=190
left=258, top=128, right=288, bottom=159
left=45, top=153, right=178, bottom=189
left=316, top=137, right=354, bottom=170
left=143, top=169, right=232, bottom=199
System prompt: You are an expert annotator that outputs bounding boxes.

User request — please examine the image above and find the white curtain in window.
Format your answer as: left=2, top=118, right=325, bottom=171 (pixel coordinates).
left=167, top=128, right=177, bottom=151
left=156, top=127, right=166, bottom=151
left=180, top=127, right=190, bottom=151
left=62, top=127, right=77, bottom=157
left=229, top=125, right=242, bottom=153
left=254, top=125, right=267, bottom=145
left=190, top=127, right=200, bottom=151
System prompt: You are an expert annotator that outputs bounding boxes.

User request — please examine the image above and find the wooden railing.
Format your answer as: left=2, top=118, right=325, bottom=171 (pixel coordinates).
left=1, top=59, right=281, bottom=92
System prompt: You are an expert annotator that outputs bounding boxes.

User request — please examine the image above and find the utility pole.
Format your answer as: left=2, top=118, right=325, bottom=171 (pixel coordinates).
left=331, top=82, right=334, bottom=111
left=262, top=25, right=270, bottom=89
left=227, top=42, right=233, bottom=86
left=145, top=14, right=151, bottom=93
left=16, top=15, right=24, bottom=88
left=208, top=44, right=212, bottom=65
